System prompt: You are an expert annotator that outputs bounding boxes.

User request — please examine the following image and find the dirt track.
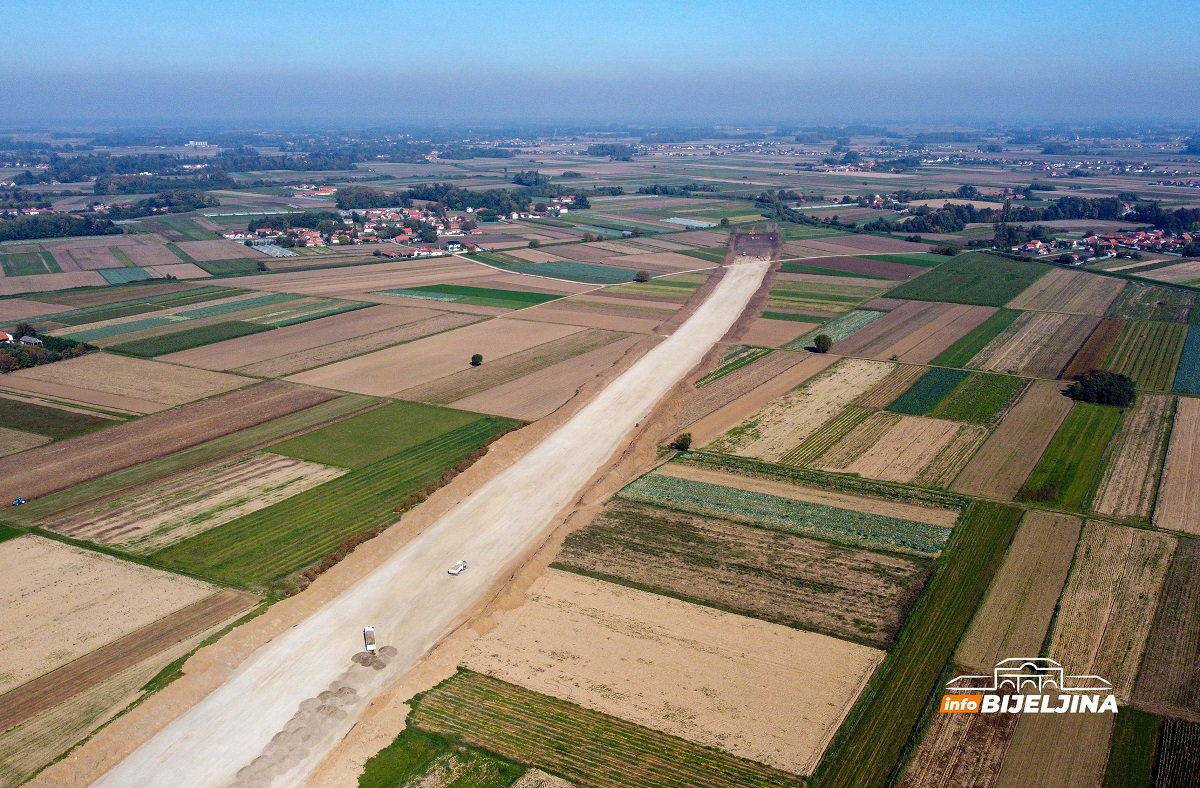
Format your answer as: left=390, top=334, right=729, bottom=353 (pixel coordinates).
left=91, top=252, right=772, bottom=787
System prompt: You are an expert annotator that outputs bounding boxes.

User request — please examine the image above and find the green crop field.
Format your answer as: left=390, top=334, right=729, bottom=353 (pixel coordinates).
left=152, top=415, right=517, bottom=586
left=781, top=261, right=888, bottom=279
left=618, top=472, right=951, bottom=555
left=858, top=253, right=950, bottom=266
left=159, top=217, right=217, bottom=241
left=1102, top=708, right=1160, bottom=788
left=814, top=501, right=1023, bottom=788
left=109, top=321, right=272, bottom=357
left=472, top=254, right=638, bottom=284
left=271, top=401, right=486, bottom=469
left=45, top=286, right=245, bottom=326
left=779, top=224, right=846, bottom=240
left=176, top=292, right=298, bottom=318
left=1, top=251, right=59, bottom=276
left=373, top=284, right=561, bottom=310
left=165, top=243, right=197, bottom=263
left=930, top=308, right=1022, bottom=368
left=929, top=373, right=1029, bottom=423
left=1019, top=402, right=1122, bottom=509
left=1103, top=320, right=1188, bottom=391
left=408, top=670, right=802, bottom=788
left=886, top=253, right=1047, bottom=306
left=768, top=280, right=884, bottom=315
left=0, top=523, right=26, bottom=543
left=195, top=258, right=263, bottom=276
left=1107, top=282, right=1196, bottom=323
left=762, top=310, right=828, bottom=323
left=109, top=246, right=135, bottom=266
left=359, top=727, right=524, bottom=788
left=695, top=346, right=773, bottom=387
left=887, top=368, right=970, bottom=415
left=1174, top=326, right=1200, bottom=395
left=781, top=406, right=872, bottom=465
left=608, top=274, right=707, bottom=300
left=98, top=267, right=154, bottom=285
left=0, top=399, right=115, bottom=439
left=784, top=309, right=886, bottom=349
left=678, top=246, right=727, bottom=263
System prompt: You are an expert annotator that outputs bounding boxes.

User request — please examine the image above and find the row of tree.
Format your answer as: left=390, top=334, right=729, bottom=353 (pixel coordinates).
left=0, top=213, right=121, bottom=242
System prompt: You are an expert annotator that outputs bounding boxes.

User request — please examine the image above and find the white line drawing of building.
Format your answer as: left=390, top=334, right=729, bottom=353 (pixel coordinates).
left=946, top=658, right=1113, bottom=693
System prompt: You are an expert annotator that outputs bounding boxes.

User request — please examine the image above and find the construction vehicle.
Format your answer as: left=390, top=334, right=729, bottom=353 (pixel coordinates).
left=448, top=559, right=468, bottom=575
left=363, top=626, right=377, bottom=654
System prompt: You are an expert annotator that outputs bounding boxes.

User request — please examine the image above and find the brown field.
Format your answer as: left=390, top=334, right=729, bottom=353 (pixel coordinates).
left=739, top=316, right=818, bottom=347
left=667, top=229, right=729, bottom=247
left=802, top=235, right=933, bottom=255
left=121, top=243, right=188, bottom=267
left=142, top=263, right=210, bottom=279
left=834, top=301, right=996, bottom=363
left=162, top=304, right=441, bottom=370
left=556, top=499, right=928, bottom=648
left=513, top=304, right=664, bottom=334
left=60, top=246, right=122, bottom=271
left=813, top=411, right=901, bottom=468
left=172, top=239, right=260, bottom=261
left=952, top=380, right=1074, bottom=499
left=818, top=414, right=963, bottom=484
left=0, top=381, right=336, bottom=504
left=286, top=318, right=584, bottom=396
left=0, top=298, right=70, bottom=322
left=1133, top=538, right=1200, bottom=716
left=452, top=334, right=641, bottom=420
left=0, top=353, right=249, bottom=414
left=911, top=425, right=990, bottom=489
left=1049, top=522, right=1175, bottom=699
left=43, top=453, right=345, bottom=554
left=861, top=296, right=907, bottom=311
left=550, top=244, right=619, bottom=263
left=216, top=257, right=483, bottom=299
left=0, top=536, right=215, bottom=692
left=1060, top=317, right=1126, bottom=380
left=854, top=364, right=927, bottom=408
left=0, top=427, right=50, bottom=457
left=28, top=280, right=206, bottom=308
left=1091, top=394, right=1173, bottom=521
left=1135, top=259, right=1200, bottom=284
left=504, top=248, right=563, bottom=263
left=1006, top=267, right=1126, bottom=315
left=656, top=462, right=959, bottom=527
left=900, top=701, right=1018, bottom=788
left=234, top=312, right=483, bottom=378
left=787, top=255, right=931, bottom=281
left=395, top=329, right=628, bottom=403
left=1153, top=396, right=1200, bottom=535
left=968, top=311, right=1100, bottom=379
left=777, top=271, right=891, bottom=289
left=461, top=570, right=883, bottom=776
left=0, top=271, right=107, bottom=295
left=956, top=511, right=1082, bottom=672
left=993, top=704, right=1113, bottom=788
left=709, top=357, right=895, bottom=461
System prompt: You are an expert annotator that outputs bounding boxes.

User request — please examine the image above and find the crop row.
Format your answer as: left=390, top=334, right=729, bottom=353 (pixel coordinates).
left=780, top=406, right=871, bottom=465
left=618, top=473, right=950, bottom=555
left=1018, top=402, right=1122, bottom=510
left=785, top=309, right=886, bottom=350
left=110, top=321, right=271, bottom=357
left=886, top=252, right=1046, bottom=307
left=887, top=368, right=970, bottom=416
left=409, top=670, right=801, bottom=788
left=695, top=346, right=774, bottom=388
left=1103, top=320, right=1188, bottom=390
left=44, top=285, right=242, bottom=326
left=1172, top=326, right=1200, bottom=395
left=930, top=308, right=1021, bottom=369
left=928, top=372, right=1029, bottom=424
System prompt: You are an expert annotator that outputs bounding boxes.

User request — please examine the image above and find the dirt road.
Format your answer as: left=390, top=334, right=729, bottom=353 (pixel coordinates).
left=92, top=256, right=772, bottom=788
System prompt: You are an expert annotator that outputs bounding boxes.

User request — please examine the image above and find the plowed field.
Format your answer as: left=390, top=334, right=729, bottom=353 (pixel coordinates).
left=967, top=311, right=1100, bottom=379
left=1134, top=538, right=1200, bottom=716
left=1005, top=267, right=1126, bottom=315
left=900, top=701, right=1018, bottom=788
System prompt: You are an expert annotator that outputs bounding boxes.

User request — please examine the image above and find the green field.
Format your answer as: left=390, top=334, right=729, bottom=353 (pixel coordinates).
left=782, top=406, right=872, bottom=466
left=886, top=253, right=1047, bottom=306
left=1, top=251, right=59, bottom=276
left=929, top=373, right=1029, bottom=423
left=43, top=285, right=245, bottom=326
left=407, top=670, right=802, bottom=788
left=196, top=258, right=263, bottom=276
left=779, top=224, right=847, bottom=240
left=887, top=368, right=970, bottom=415
left=1106, top=282, right=1196, bottom=323
left=781, top=261, right=888, bottom=279
left=165, top=243, right=198, bottom=263
left=0, top=523, right=26, bottom=543
left=373, top=284, right=561, bottom=310
left=1018, top=402, right=1123, bottom=509
left=677, top=246, right=728, bottom=264
left=97, top=267, right=154, bottom=285
left=1103, top=320, right=1188, bottom=391
left=608, top=273, right=706, bottom=299
left=158, top=217, right=217, bottom=241
left=1102, top=708, right=1160, bottom=788
left=930, top=308, right=1022, bottom=368
left=768, top=280, right=884, bottom=315
left=109, top=246, right=135, bottom=266
left=814, top=501, right=1023, bottom=788
left=695, top=346, right=772, bottom=387
left=469, top=253, right=638, bottom=284
left=762, top=310, right=828, bottom=323
left=784, top=309, right=886, bottom=349
left=858, top=253, right=950, bottom=266
left=360, top=727, right=524, bottom=788
left=109, top=321, right=272, bottom=357
left=271, top=401, right=486, bottom=469
left=0, top=399, right=115, bottom=439
left=175, top=292, right=298, bottom=319
left=152, top=414, right=517, bottom=586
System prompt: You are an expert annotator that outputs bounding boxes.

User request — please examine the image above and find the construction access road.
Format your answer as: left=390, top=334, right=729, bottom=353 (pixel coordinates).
left=93, top=255, right=772, bottom=788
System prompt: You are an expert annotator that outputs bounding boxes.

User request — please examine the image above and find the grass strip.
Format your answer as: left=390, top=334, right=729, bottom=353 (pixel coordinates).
left=857, top=253, right=950, bottom=266
left=196, top=258, right=263, bottom=276
left=814, top=500, right=1024, bottom=788
left=109, top=247, right=135, bottom=266
left=109, top=321, right=273, bottom=357
left=1102, top=707, right=1160, bottom=788
left=677, top=247, right=727, bottom=263
left=0, top=398, right=116, bottom=438
left=930, top=308, right=1021, bottom=369
left=695, top=346, right=773, bottom=387
left=888, top=368, right=971, bottom=416
left=164, top=242, right=197, bottom=263
left=0, top=522, right=25, bottom=542
left=359, top=727, right=524, bottom=788
left=1018, top=402, right=1123, bottom=510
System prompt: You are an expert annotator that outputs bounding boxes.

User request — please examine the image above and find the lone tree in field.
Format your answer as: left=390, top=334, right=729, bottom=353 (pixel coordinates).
left=670, top=432, right=692, bottom=451
left=528, top=239, right=541, bottom=249
left=719, top=217, right=730, bottom=227
left=634, top=270, right=650, bottom=282
left=812, top=334, right=834, bottom=353
left=1066, top=370, right=1135, bottom=407
left=470, top=353, right=483, bottom=367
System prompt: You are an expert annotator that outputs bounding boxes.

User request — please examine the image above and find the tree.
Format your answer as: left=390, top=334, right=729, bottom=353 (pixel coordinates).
left=528, top=239, right=541, bottom=248
left=470, top=353, right=483, bottom=367
left=634, top=270, right=650, bottom=283
left=719, top=217, right=730, bottom=227
left=669, top=432, right=692, bottom=451
left=1066, top=370, right=1135, bottom=407
left=419, top=227, right=439, bottom=243
left=812, top=334, right=833, bottom=353
left=12, top=322, right=35, bottom=339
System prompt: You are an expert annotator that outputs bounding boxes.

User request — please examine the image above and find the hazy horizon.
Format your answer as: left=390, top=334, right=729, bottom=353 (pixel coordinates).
left=6, top=0, right=1199, bottom=127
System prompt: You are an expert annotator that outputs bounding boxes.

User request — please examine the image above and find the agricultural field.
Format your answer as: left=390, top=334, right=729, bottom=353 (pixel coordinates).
left=1, top=250, right=60, bottom=276
left=1090, top=394, right=1173, bottom=521
left=815, top=502, right=1023, bottom=788
left=1102, top=320, right=1187, bottom=390
left=471, top=255, right=640, bottom=284
left=956, top=511, right=1082, bottom=672
left=357, top=728, right=525, bottom=788
left=1172, top=326, right=1200, bottom=394
left=1151, top=718, right=1200, bottom=788
left=0, top=394, right=115, bottom=440
left=1061, top=317, right=1126, bottom=380
left=109, top=320, right=272, bottom=357
left=407, top=670, right=803, bottom=788
left=1005, top=267, right=1126, bottom=315
left=785, top=309, right=885, bottom=349
left=695, top=345, right=773, bottom=387
left=899, top=700, right=1018, bottom=788
left=737, top=316, right=816, bottom=347
left=928, top=372, right=1028, bottom=423
left=708, top=357, right=895, bottom=461
left=1133, top=538, right=1200, bottom=717
left=1048, top=522, right=1175, bottom=699
left=966, top=310, right=1100, bottom=379
left=887, top=368, right=970, bottom=415
left=780, top=255, right=926, bottom=280
left=930, top=307, right=1021, bottom=368
left=886, top=253, right=1047, bottom=307
left=461, top=570, right=882, bottom=776
left=1018, top=402, right=1122, bottom=510
left=1106, top=282, right=1196, bottom=323
left=1154, top=396, right=1200, bottom=535
left=554, top=498, right=930, bottom=647
left=766, top=279, right=889, bottom=316
left=1101, top=708, right=1161, bottom=788
left=372, top=283, right=563, bottom=310
left=814, top=413, right=969, bottom=486
left=832, top=301, right=997, bottom=364
left=30, top=284, right=244, bottom=326
left=993, top=705, right=1114, bottom=788
left=854, top=364, right=927, bottom=409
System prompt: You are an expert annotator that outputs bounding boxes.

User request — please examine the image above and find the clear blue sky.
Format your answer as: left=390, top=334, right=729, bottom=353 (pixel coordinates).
left=6, top=0, right=1198, bottom=126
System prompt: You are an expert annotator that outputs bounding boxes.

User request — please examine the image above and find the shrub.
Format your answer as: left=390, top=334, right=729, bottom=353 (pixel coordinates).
left=669, top=432, right=692, bottom=451
left=528, top=239, right=541, bottom=249
left=812, top=334, right=833, bottom=353
left=470, top=353, right=483, bottom=367
left=634, top=270, right=650, bottom=283
left=1066, top=370, right=1135, bottom=407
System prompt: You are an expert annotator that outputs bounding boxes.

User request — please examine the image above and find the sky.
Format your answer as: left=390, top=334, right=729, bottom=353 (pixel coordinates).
left=6, top=0, right=1198, bottom=128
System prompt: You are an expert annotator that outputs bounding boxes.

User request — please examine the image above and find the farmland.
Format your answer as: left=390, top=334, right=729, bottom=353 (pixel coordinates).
left=928, top=373, right=1028, bottom=423
left=109, top=320, right=272, bottom=357
left=854, top=365, right=926, bottom=409
left=1049, top=522, right=1175, bottom=698
left=461, top=570, right=882, bottom=775
left=1102, top=320, right=1187, bottom=390
left=1091, top=393, right=1173, bottom=521
left=1154, top=396, right=1200, bottom=535
left=1151, top=718, right=1200, bottom=788
left=695, top=345, right=773, bottom=387
left=1133, top=538, right=1200, bottom=716
left=1005, top=267, right=1126, bottom=315
left=966, top=310, right=1100, bottom=379
left=1106, top=282, right=1196, bottom=323
left=1172, top=326, right=1200, bottom=394
left=554, top=499, right=930, bottom=647
left=832, top=301, right=997, bottom=364
left=782, top=405, right=872, bottom=465
left=994, top=706, right=1113, bottom=788
left=899, top=702, right=1018, bottom=787
left=1018, top=402, right=1122, bottom=509
left=1101, top=708, right=1161, bottom=788
left=0, top=397, right=114, bottom=438
left=357, top=728, right=524, bottom=788
left=767, top=280, right=888, bottom=315
left=815, top=413, right=968, bottom=485
left=373, top=283, right=563, bottom=310
left=1061, top=317, right=1126, bottom=380
left=887, top=368, right=969, bottom=415
left=814, top=502, right=1023, bottom=788
left=886, top=253, right=1047, bottom=307
left=930, top=308, right=1021, bottom=368
left=785, top=309, right=885, bottom=347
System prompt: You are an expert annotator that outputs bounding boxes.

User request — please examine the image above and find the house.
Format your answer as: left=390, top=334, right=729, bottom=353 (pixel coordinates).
left=445, top=240, right=464, bottom=252
left=19, top=336, right=42, bottom=346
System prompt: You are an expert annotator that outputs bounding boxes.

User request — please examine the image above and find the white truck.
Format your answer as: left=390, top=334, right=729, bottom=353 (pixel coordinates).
left=363, top=626, right=377, bottom=654
left=448, top=559, right=468, bottom=576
